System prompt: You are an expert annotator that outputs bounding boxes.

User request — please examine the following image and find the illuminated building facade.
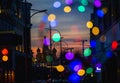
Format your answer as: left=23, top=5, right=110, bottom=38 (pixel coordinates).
left=0, top=0, right=32, bottom=82
left=90, top=0, right=120, bottom=83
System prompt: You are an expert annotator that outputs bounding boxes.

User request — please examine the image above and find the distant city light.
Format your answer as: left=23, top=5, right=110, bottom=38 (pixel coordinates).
left=81, top=0, right=88, bottom=6
left=86, top=67, right=93, bottom=74
left=96, top=9, right=104, bottom=18
left=106, top=50, right=113, bottom=58
left=43, top=37, right=50, bottom=46
left=52, top=33, right=61, bottom=42
left=78, top=5, right=85, bottom=12
left=64, top=6, right=71, bottom=13
left=77, top=69, right=85, bottom=76
left=111, top=41, right=118, bottom=50
left=65, top=52, right=74, bottom=60
left=48, top=14, right=56, bottom=21
left=41, top=15, right=48, bottom=23
left=90, top=40, right=96, bottom=48
left=56, top=65, right=64, bottom=72
left=46, top=55, right=53, bottom=62
left=68, top=73, right=81, bottom=83
left=65, top=0, right=73, bottom=5
left=2, top=55, right=8, bottom=62
left=94, top=0, right=101, bottom=8
left=92, top=26, right=100, bottom=36
left=53, top=1, right=61, bottom=8
left=68, top=60, right=82, bottom=72
left=50, top=20, right=57, bottom=28
left=86, top=21, right=93, bottom=29
left=102, top=7, right=108, bottom=14
left=100, top=35, right=106, bottom=42
left=84, top=48, right=92, bottom=57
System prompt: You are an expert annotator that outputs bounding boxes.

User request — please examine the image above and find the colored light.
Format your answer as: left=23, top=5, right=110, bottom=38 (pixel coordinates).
left=78, top=5, right=85, bottom=12
left=90, top=40, right=96, bottom=48
left=56, top=65, right=64, bottom=72
left=65, top=0, right=73, bottom=5
left=2, top=48, right=8, bottom=55
left=96, top=9, right=104, bottom=18
left=68, top=73, right=81, bottom=83
left=81, top=0, right=88, bottom=6
left=95, top=63, right=102, bottom=68
left=102, top=7, right=108, bottom=14
left=50, top=20, right=57, bottom=28
left=65, top=52, right=74, bottom=60
left=43, top=37, right=50, bottom=46
left=100, top=35, right=106, bottom=42
left=52, top=33, right=61, bottom=42
left=86, top=67, right=93, bottom=74
left=68, top=60, right=82, bottom=72
left=83, top=48, right=92, bottom=57
left=64, top=6, right=71, bottom=13
left=48, top=14, right=56, bottom=21
left=92, top=26, right=100, bottom=35
left=106, top=50, right=113, bottom=58
left=41, top=15, right=48, bottom=23
left=2, top=55, right=8, bottom=62
left=111, top=41, right=118, bottom=50
left=86, top=21, right=93, bottom=29
left=53, top=1, right=61, bottom=8
left=94, top=0, right=101, bottom=8
left=46, top=55, right=53, bottom=62
left=77, top=69, right=85, bottom=76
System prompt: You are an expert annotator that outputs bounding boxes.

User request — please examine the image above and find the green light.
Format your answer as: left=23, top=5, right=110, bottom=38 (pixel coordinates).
left=81, top=0, right=88, bottom=6
left=52, top=33, right=61, bottom=42
left=83, top=48, right=92, bottom=57
left=78, top=5, right=85, bottom=12
left=46, top=55, right=53, bottom=62
left=86, top=67, right=93, bottom=74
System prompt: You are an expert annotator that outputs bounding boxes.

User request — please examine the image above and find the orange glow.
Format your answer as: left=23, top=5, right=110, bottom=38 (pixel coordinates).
left=56, top=65, right=64, bottom=72
left=86, top=21, right=93, bottom=29
left=64, top=6, right=71, bottom=13
left=2, top=48, right=8, bottom=55
left=92, top=26, right=100, bottom=35
left=77, top=69, right=85, bottom=76
left=2, top=55, right=8, bottom=62
left=48, top=14, right=56, bottom=21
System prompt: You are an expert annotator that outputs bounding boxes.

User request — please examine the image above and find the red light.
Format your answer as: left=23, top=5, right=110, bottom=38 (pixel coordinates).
left=2, top=48, right=8, bottom=55
left=111, top=41, right=118, bottom=50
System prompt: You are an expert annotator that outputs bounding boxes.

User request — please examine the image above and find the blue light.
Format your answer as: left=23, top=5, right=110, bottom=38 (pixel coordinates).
left=68, top=60, right=82, bottom=72
left=90, top=40, right=96, bottom=48
left=50, top=20, right=57, bottom=28
left=53, top=1, right=61, bottom=8
left=68, top=73, right=81, bottom=83
left=96, top=9, right=104, bottom=18
left=106, top=50, right=112, bottom=58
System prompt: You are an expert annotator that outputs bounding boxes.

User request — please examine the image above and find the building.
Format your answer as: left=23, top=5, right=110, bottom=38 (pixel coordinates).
left=0, top=0, right=32, bottom=82
left=90, top=0, right=120, bottom=83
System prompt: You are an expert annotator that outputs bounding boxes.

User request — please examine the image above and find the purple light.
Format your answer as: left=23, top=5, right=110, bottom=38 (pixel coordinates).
left=74, top=65, right=82, bottom=72
left=43, top=37, right=50, bottom=46
left=94, top=0, right=101, bottom=8
left=65, top=52, right=74, bottom=60
left=65, top=0, right=73, bottom=5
